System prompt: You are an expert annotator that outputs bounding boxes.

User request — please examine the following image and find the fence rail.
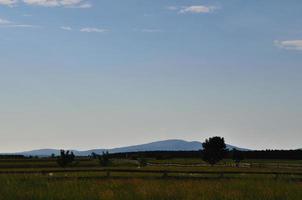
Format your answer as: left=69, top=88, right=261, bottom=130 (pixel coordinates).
left=0, top=168, right=302, bottom=177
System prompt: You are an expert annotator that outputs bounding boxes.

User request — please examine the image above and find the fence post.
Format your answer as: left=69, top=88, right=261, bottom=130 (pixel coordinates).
left=274, top=173, right=279, bottom=180
left=106, top=170, right=110, bottom=178
left=162, top=171, right=168, bottom=178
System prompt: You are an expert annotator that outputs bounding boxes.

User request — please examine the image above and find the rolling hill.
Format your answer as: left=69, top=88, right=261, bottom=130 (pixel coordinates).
left=13, top=139, right=249, bottom=156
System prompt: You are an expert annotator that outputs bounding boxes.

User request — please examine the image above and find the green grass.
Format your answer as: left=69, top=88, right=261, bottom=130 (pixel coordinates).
left=0, top=158, right=302, bottom=199
left=0, top=175, right=301, bottom=200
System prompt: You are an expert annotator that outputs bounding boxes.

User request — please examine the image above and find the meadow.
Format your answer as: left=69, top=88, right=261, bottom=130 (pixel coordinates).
left=0, top=157, right=302, bottom=199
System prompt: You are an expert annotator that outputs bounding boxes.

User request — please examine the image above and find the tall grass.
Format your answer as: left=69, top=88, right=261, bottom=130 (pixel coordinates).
left=0, top=175, right=301, bottom=200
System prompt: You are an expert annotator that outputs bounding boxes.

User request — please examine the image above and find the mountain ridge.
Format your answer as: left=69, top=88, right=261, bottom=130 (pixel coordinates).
left=10, top=139, right=250, bottom=156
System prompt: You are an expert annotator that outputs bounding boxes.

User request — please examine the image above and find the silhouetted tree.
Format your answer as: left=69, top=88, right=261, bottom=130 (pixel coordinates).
left=98, top=151, right=111, bottom=167
left=232, top=148, right=244, bottom=167
left=202, top=136, right=226, bottom=166
left=57, top=150, right=75, bottom=168
left=91, top=152, right=98, bottom=159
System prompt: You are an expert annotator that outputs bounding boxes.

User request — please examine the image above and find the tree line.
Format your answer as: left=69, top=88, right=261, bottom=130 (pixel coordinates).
left=107, top=149, right=302, bottom=160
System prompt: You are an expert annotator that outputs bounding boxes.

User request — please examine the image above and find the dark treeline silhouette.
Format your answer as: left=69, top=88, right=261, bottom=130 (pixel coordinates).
left=0, top=155, right=25, bottom=159
left=107, top=151, right=203, bottom=160
left=242, top=150, right=302, bottom=160
left=0, top=150, right=301, bottom=161
left=106, top=149, right=302, bottom=160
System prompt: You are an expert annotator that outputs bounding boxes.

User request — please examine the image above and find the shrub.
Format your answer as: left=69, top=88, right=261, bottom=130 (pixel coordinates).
left=57, top=150, right=75, bottom=168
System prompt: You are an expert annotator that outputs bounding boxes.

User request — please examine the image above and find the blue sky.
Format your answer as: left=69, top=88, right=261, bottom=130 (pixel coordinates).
left=0, top=0, right=302, bottom=152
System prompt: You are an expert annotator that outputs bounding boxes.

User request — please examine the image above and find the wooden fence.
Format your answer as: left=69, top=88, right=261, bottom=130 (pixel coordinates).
left=0, top=168, right=302, bottom=179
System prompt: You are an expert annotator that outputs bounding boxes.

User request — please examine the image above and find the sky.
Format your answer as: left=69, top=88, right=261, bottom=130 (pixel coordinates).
left=0, top=0, right=302, bottom=152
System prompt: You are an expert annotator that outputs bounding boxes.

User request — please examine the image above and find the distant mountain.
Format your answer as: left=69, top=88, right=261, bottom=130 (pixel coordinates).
left=110, top=140, right=203, bottom=153
left=19, top=149, right=61, bottom=157
left=12, top=139, right=250, bottom=156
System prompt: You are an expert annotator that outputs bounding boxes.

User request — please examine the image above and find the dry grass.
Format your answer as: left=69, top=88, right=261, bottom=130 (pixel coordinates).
left=0, top=175, right=301, bottom=200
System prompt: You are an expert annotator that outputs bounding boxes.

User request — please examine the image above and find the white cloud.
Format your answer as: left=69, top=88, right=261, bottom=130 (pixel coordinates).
left=274, top=40, right=302, bottom=51
left=0, top=0, right=17, bottom=6
left=80, top=27, right=108, bottom=33
left=19, top=0, right=91, bottom=8
left=0, top=18, right=12, bottom=24
left=23, top=0, right=57, bottom=7
left=179, top=5, right=217, bottom=14
left=61, top=26, right=72, bottom=31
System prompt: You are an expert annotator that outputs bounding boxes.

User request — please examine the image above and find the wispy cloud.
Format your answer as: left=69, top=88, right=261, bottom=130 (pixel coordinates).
left=0, top=0, right=17, bottom=6
left=0, top=17, right=36, bottom=28
left=167, top=5, right=217, bottom=14
left=80, top=27, right=109, bottom=33
left=141, top=29, right=163, bottom=33
left=166, top=6, right=178, bottom=11
left=0, top=18, right=12, bottom=25
left=67, top=2, right=91, bottom=8
left=274, top=40, right=302, bottom=51
left=0, top=0, right=92, bottom=8
left=6, top=24, right=36, bottom=28
left=133, top=28, right=163, bottom=33
left=61, top=26, right=72, bottom=31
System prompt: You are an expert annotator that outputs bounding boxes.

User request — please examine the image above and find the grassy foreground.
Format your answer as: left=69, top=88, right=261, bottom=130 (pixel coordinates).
left=0, top=158, right=302, bottom=199
left=0, top=175, right=302, bottom=200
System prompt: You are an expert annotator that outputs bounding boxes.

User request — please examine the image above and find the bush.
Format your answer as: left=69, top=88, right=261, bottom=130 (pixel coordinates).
left=57, top=150, right=75, bottom=168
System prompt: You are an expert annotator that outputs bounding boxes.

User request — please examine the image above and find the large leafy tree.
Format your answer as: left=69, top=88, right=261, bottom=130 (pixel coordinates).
left=202, top=136, right=227, bottom=166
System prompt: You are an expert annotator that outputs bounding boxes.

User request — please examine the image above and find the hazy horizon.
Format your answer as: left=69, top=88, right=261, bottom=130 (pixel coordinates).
left=1, top=136, right=301, bottom=154
left=1, top=0, right=302, bottom=152
left=2, top=138, right=300, bottom=154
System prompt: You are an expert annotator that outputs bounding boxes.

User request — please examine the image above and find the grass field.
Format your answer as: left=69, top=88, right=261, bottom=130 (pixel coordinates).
left=0, top=175, right=302, bottom=200
left=0, top=157, right=302, bottom=199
